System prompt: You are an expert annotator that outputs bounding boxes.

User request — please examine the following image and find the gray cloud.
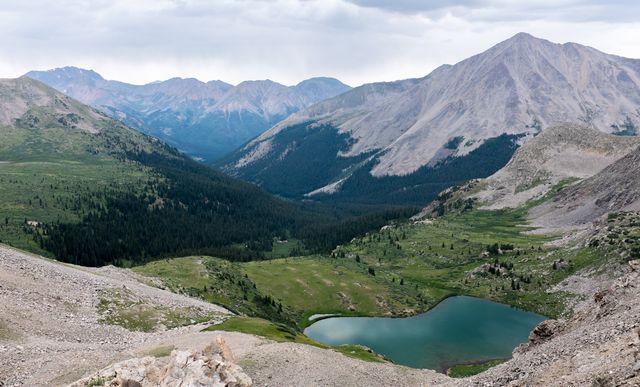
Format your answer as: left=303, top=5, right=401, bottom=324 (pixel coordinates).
left=0, top=0, right=638, bottom=86
left=345, top=0, right=640, bottom=22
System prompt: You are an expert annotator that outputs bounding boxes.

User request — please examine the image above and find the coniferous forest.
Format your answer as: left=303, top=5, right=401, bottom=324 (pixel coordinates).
left=38, top=147, right=418, bottom=266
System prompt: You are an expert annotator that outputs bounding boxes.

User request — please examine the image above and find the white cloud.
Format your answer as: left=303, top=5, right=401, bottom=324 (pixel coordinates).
left=0, top=0, right=638, bottom=86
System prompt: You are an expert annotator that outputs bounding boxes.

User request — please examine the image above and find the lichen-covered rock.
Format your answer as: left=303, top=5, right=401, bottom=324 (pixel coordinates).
left=70, top=337, right=251, bottom=387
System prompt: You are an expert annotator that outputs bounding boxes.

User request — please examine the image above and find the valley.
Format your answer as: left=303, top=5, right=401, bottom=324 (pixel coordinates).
left=26, top=68, right=351, bottom=162
left=1, top=18, right=640, bottom=386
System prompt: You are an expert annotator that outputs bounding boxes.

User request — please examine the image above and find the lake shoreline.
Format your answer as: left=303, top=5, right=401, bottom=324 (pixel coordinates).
left=304, top=293, right=548, bottom=328
left=304, top=295, right=546, bottom=371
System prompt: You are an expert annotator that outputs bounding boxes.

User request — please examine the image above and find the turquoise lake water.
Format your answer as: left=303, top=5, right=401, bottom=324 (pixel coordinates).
left=304, top=295, right=546, bottom=371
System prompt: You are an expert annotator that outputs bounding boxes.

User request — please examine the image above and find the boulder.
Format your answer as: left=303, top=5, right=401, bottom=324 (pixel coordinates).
left=69, top=337, right=252, bottom=387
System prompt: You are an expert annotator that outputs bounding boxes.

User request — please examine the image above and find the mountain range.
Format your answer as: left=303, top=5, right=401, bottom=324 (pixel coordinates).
left=223, top=32, right=640, bottom=205
left=25, top=67, right=351, bottom=161
left=0, top=76, right=323, bottom=265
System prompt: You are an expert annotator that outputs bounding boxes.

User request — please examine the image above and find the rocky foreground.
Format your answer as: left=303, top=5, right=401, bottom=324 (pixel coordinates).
left=70, top=337, right=252, bottom=387
left=1, top=243, right=639, bottom=386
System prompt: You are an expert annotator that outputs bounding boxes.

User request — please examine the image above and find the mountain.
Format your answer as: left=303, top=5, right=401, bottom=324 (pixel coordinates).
left=0, top=76, right=324, bottom=265
left=473, top=124, right=640, bottom=209
left=530, top=144, right=640, bottom=230
left=223, top=33, right=640, bottom=205
left=24, top=67, right=351, bottom=161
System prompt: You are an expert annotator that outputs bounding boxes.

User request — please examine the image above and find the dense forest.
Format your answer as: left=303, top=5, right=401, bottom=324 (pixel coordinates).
left=38, top=147, right=418, bottom=266
left=219, top=122, right=376, bottom=197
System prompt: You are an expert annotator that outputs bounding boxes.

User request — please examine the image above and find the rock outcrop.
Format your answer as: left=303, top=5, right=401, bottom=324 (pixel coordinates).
left=70, top=338, right=252, bottom=387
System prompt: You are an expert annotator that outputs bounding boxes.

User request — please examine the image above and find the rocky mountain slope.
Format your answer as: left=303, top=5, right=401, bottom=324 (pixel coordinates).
left=531, top=144, right=640, bottom=230
left=25, top=67, right=351, bottom=161
left=461, top=258, right=640, bottom=387
left=473, top=123, right=640, bottom=209
left=223, top=33, right=640, bottom=202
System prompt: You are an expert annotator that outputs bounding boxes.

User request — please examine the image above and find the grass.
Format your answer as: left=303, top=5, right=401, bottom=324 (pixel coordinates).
left=139, top=205, right=609, bottom=335
left=133, top=256, right=211, bottom=291
left=333, top=208, right=575, bottom=317
left=205, top=316, right=318, bottom=346
left=240, top=205, right=605, bottom=322
left=447, top=359, right=505, bottom=377
left=264, top=238, right=305, bottom=259
left=97, top=287, right=221, bottom=332
left=87, top=377, right=107, bottom=387
left=134, top=256, right=298, bottom=327
left=242, top=256, right=422, bottom=327
left=205, top=316, right=385, bottom=363
left=334, top=345, right=385, bottom=363
left=144, top=345, right=175, bottom=358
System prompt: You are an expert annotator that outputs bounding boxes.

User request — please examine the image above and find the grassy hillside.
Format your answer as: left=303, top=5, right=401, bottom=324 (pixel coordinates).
left=0, top=78, right=162, bottom=253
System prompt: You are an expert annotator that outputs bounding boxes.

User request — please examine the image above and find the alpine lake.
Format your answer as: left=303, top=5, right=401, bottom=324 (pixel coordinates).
left=304, top=295, right=546, bottom=371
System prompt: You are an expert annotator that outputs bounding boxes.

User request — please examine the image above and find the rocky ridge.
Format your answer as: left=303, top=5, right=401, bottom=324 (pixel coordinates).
left=531, top=144, right=640, bottom=231
left=472, top=123, right=640, bottom=209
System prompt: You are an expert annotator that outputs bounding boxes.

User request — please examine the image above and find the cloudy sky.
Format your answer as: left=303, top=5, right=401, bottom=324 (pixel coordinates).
left=1, top=0, right=639, bottom=86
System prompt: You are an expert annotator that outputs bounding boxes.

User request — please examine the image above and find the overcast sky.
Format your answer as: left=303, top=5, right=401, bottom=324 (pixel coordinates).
left=1, top=0, right=639, bottom=86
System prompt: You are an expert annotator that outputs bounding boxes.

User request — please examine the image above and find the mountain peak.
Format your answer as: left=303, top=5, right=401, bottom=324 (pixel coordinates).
left=509, top=32, right=536, bottom=41
left=26, top=66, right=105, bottom=82
left=494, top=32, right=556, bottom=52
left=226, top=33, right=640, bottom=198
